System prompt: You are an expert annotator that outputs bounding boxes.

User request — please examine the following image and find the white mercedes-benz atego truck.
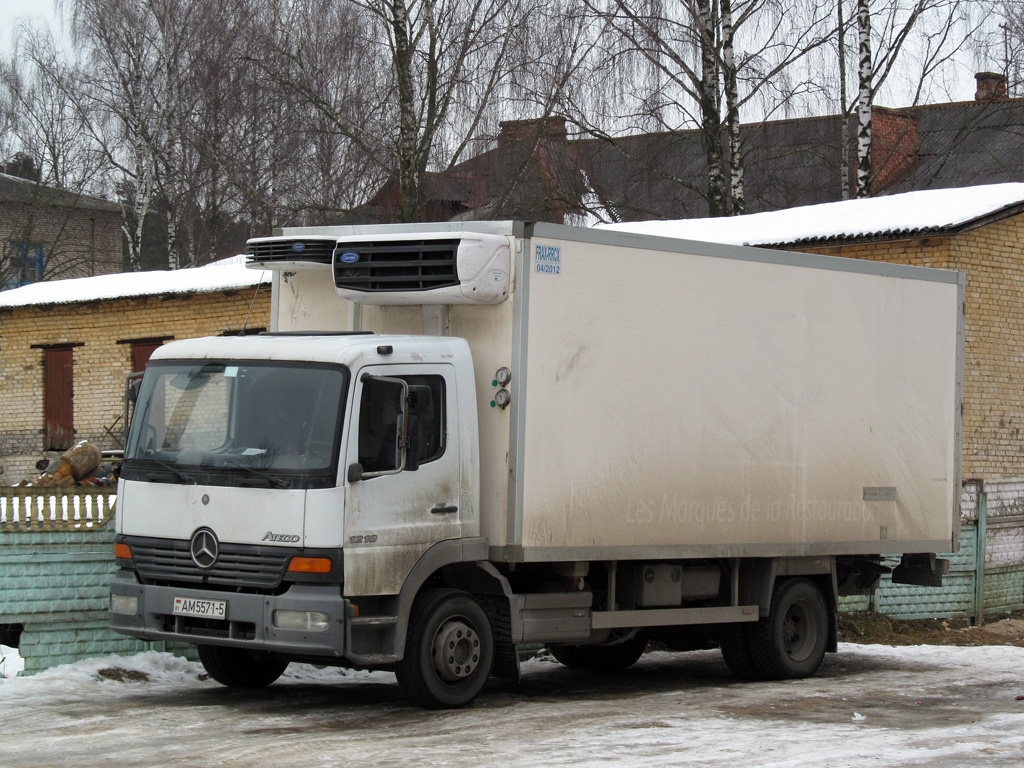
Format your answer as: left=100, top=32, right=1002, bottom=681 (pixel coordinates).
left=110, top=221, right=964, bottom=708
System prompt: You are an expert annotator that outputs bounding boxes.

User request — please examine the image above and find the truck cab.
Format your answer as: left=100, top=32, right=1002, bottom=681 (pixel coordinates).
left=111, top=333, right=488, bottom=703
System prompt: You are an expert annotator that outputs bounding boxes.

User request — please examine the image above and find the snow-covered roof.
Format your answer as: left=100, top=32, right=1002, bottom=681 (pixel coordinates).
left=0, top=258, right=270, bottom=309
left=597, top=183, right=1024, bottom=246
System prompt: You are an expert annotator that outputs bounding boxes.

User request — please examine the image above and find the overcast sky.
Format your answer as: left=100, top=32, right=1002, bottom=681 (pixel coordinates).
left=1, top=0, right=65, bottom=56
left=0, top=1, right=989, bottom=114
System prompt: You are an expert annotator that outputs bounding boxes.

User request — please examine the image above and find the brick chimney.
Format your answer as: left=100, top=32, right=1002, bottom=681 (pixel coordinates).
left=870, top=107, right=918, bottom=193
left=975, top=72, right=1008, bottom=101
left=498, top=117, right=568, bottom=147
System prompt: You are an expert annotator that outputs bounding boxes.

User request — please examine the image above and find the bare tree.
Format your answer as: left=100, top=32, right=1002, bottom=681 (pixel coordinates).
left=577, top=0, right=834, bottom=216
left=254, top=0, right=538, bottom=223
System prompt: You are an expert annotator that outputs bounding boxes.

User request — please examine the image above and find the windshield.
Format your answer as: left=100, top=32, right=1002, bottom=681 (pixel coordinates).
left=123, top=360, right=349, bottom=488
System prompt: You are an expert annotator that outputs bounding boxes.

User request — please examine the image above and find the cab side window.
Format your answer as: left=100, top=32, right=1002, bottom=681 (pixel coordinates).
left=357, top=374, right=446, bottom=473
left=405, top=375, right=446, bottom=465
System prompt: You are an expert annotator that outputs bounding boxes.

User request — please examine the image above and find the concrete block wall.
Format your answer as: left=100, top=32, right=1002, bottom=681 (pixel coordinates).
left=840, top=480, right=1024, bottom=621
left=0, top=524, right=194, bottom=675
left=0, top=286, right=270, bottom=482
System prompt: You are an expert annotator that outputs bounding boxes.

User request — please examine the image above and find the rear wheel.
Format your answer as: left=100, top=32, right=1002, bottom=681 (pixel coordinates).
left=197, top=645, right=289, bottom=688
left=749, top=578, right=829, bottom=680
left=719, top=624, right=763, bottom=680
left=396, top=589, right=494, bottom=709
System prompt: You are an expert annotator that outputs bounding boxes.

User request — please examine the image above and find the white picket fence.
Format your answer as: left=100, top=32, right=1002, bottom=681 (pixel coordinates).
left=0, top=488, right=116, bottom=531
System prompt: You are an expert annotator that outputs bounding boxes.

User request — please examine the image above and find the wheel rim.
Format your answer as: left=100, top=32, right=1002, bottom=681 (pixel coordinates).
left=431, top=617, right=481, bottom=683
left=782, top=598, right=819, bottom=662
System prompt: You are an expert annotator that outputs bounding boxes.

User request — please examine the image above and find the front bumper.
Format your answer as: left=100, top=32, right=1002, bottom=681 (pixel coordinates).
left=109, top=572, right=349, bottom=657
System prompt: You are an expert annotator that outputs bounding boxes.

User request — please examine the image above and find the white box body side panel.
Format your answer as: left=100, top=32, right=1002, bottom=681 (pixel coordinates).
left=518, top=236, right=960, bottom=554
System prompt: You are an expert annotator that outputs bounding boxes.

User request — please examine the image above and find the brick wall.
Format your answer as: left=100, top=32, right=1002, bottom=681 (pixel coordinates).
left=802, top=213, right=1024, bottom=480
left=0, top=287, right=271, bottom=483
left=1, top=200, right=122, bottom=282
left=870, top=107, right=918, bottom=193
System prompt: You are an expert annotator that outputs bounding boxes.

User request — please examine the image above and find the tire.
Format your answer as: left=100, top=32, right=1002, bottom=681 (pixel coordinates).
left=748, top=578, right=829, bottom=680
left=550, top=634, right=648, bottom=671
left=719, top=624, right=763, bottom=680
left=197, top=645, right=289, bottom=688
left=548, top=644, right=586, bottom=668
left=396, top=589, right=494, bottom=709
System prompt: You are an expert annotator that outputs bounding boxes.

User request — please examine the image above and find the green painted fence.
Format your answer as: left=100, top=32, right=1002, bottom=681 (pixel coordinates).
left=0, top=488, right=193, bottom=675
left=839, top=479, right=1024, bottom=622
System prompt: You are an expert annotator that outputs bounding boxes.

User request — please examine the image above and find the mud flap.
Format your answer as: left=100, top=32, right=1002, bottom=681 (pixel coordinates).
left=479, top=595, right=520, bottom=682
left=892, top=554, right=948, bottom=587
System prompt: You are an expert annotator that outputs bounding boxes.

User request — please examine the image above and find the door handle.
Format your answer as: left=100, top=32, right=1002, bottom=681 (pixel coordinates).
left=431, top=505, right=458, bottom=515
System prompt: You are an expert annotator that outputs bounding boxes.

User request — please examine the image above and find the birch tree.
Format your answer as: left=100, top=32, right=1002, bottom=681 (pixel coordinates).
left=855, top=0, right=872, bottom=196
left=68, top=0, right=182, bottom=269
left=843, top=0, right=976, bottom=197
left=579, top=0, right=834, bottom=217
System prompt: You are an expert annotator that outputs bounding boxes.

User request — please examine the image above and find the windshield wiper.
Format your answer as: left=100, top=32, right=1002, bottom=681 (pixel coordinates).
left=223, top=461, right=291, bottom=489
left=134, top=456, right=195, bottom=484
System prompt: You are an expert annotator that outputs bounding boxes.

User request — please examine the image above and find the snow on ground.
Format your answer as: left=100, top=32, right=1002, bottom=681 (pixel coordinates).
left=1, top=643, right=1022, bottom=767
left=0, top=644, right=23, bottom=677
left=596, top=183, right=1024, bottom=247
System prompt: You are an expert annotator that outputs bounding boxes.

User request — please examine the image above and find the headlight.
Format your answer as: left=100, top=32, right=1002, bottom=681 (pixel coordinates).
left=273, top=610, right=329, bottom=631
left=110, top=594, right=139, bottom=614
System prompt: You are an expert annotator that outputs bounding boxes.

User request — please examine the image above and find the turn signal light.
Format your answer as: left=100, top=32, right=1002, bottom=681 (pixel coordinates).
left=287, top=557, right=332, bottom=574
left=115, top=542, right=132, bottom=559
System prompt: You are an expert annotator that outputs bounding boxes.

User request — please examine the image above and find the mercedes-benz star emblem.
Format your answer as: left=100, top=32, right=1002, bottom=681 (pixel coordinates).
left=190, top=528, right=219, bottom=569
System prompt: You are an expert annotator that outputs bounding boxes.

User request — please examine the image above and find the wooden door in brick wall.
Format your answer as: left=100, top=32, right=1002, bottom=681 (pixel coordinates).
left=44, top=347, right=74, bottom=450
left=131, top=341, right=162, bottom=373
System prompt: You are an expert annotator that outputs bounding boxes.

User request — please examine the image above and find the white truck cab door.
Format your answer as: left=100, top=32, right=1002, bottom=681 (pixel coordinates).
left=343, top=363, right=462, bottom=596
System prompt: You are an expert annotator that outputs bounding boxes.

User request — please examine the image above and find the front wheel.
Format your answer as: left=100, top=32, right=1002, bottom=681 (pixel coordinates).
left=197, top=645, right=289, bottom=688
left=396, top=589, right=494, bottom=709
left=748, top=578, right=829, bottom=680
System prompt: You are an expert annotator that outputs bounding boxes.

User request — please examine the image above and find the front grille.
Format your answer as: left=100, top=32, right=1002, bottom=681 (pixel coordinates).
left=131, top=539, right=291, bottom=591
left=334, top=239, right=460, bottom=292
left=246, top=238, right=337, bottom=265
left=160, top=615, right=257, bottom=640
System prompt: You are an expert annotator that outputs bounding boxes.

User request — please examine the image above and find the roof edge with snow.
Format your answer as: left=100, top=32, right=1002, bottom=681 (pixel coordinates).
left=0, top=260, right=270, bottom=311
left=597, top=183, right=1024, bottom=248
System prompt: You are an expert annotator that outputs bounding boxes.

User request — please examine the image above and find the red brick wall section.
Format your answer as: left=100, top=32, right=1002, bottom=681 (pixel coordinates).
left=871, top=107, right=918, bottom=193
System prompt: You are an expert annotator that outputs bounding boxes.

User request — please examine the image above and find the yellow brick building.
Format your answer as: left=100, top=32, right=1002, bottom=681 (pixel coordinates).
left=0, top=263, right=271, bottom=483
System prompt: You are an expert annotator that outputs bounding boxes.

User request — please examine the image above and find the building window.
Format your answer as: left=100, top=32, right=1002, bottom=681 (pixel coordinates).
left=5, top=242, right=45, bottom=288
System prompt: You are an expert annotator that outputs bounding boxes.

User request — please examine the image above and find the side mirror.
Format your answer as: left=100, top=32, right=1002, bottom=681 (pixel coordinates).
left=347, top=462, right=364, bottom=483
left=127, top=377, right=142, bottom=403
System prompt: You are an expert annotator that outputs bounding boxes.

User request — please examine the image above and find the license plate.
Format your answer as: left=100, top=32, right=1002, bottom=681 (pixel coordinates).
left=173, top=597, right=227, bottom=619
